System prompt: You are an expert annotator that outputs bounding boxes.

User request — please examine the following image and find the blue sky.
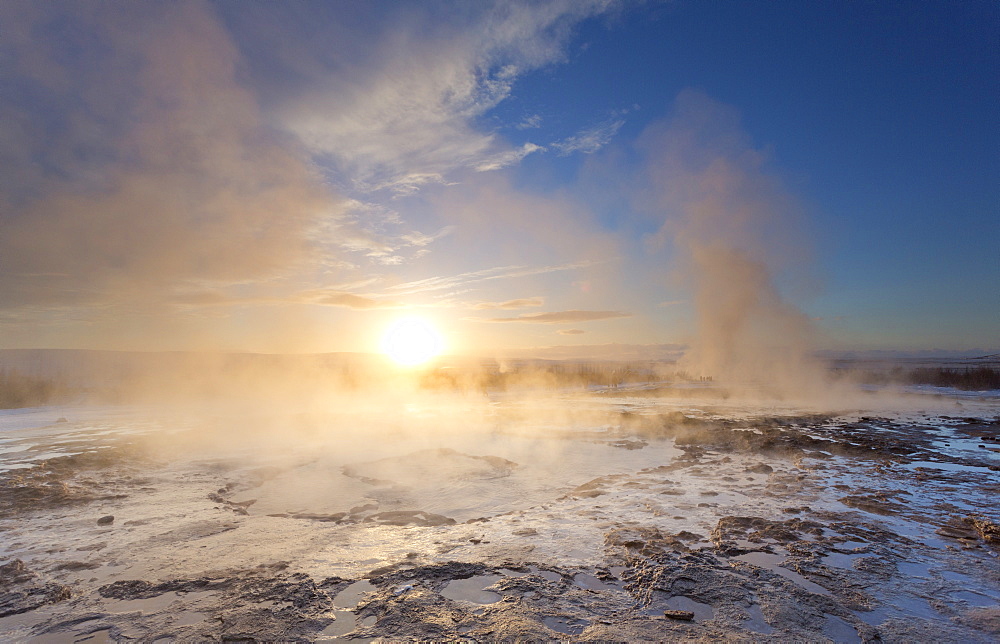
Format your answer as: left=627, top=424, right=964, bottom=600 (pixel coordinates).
left=0, top=1, right=996, bottom=357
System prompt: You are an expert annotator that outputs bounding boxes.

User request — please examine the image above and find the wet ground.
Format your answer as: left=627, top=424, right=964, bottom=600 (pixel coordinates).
left=0, top=385, right=998, bottom=642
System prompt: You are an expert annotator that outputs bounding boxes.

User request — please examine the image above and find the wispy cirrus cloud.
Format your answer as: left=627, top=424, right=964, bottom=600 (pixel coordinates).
left=269, top=1, right=621, bottom=193
left=471, top=297, right=545, bottom=310
left=401, top=227, right=456, bottom=247
left=328, top=198, right=456, bottom=265
left=297, top=290, right=402, bottom=310
left=557, top=328, right=585, bottom=335
left=475, top=143, right=545, bottom=172
left=516, top=114, right=543, bottom=130
left=476, top=310, right=630, bottom=323
left=169, top=288, right=403, bottom=312
left=388, top=261, right=597, bottom=296
left=553, top=119, right=624, bottom=155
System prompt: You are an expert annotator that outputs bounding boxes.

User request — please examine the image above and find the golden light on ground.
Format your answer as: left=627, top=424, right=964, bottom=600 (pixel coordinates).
left=381, top=316, right=444, bottom=367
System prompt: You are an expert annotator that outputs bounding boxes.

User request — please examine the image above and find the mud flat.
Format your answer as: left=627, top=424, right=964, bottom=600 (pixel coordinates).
left=0, top=387, right=998, bottom=642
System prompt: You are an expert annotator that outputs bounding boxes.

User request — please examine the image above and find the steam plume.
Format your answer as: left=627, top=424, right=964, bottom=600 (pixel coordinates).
left=643, top=91, right=824, bottom=394
left=0, top=2, right=338, bottom=316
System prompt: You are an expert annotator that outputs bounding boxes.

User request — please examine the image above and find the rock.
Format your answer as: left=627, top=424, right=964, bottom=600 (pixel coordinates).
left=664, top=609, right=695, bottom=620
left=957, top=606, right=1000, bottom=636
left=56, top=418, right=67, bottom=423
left=838, top=493, right=905, bottom=516
left=75, top=541, right=107, bottom=551
left=54, top=561, right=101, bottom=571
left=0, top=560, right=71, bottom=618
left=0, top=559, right=35, bottom=585
left=966, top=515, right=1000, bottom=545
left=937, top=515, right=1000, bottom=546
left=97, top=515, right=114, bottom=526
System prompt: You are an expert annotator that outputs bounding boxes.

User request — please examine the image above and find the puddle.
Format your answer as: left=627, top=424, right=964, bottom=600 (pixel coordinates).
left=822, top=552, right=868, bottom=570
left=531, top=568, right=562, bottom=583
left=836, top=540, right=869, bottom=550
left=940, top=569, right=974, bottom=582
left=104, top=590, right=215, bottom=614
left=896, top=560, right=931, bottom=578
left=665, top=596, right=714, bottom=621
left=733, top=552, right=832, bottom=596
left=855, top=593, right=930, bottom=626
left=543, top=616, right=589, bottom=634
left=572, top=572, right=619, bottom=591
left=30, top=628, right=115, bottom=644
left=886, top=521, right=952, bottom=550
left=823, top=614, right=860, bottom=643
left=318, top=610, right=356, bottom=639
left=953, top=590, right=997, bottom=607
left=743, top=603, right=773, bottom=634
left=440, top=575, right=503, bottom=604
left=333, top=580, right=375, bottom=609
left=904, top=461, right=991, bottom=473
left=643, top=594, right=714, bottom=622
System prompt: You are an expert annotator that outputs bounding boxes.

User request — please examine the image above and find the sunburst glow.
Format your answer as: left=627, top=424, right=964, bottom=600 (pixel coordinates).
left=381, top=317, right=444, bottom=367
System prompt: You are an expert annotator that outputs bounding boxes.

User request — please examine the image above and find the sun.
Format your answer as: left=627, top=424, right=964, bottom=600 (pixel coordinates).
left=381, top=317, right=444, bottom=367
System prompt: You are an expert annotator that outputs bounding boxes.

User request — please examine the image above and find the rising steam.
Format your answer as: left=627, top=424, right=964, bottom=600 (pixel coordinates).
left=642, top=91, right=826, bottom=395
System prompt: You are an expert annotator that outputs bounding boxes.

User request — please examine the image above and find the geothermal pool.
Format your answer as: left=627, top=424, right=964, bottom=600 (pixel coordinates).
left=1, top=385, right=998, bottom=641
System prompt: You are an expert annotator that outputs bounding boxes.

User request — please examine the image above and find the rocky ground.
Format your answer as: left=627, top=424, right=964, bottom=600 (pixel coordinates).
left=0, top=390, right=998, bottom=642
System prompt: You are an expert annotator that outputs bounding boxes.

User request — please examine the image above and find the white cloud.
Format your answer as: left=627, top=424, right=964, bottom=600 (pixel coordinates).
left=477, top=309, right=630, bottom=323
left=401, top=226, right=456, bottom=247
left=296, top=290, right=402, bottom=310
left=552, top=119, right=624, bottom=155
left=474, top=143, right=545, bottom=171
left=387, top=260, right=597, bottom=295
left=277, top=1, right=619, bottom=192
left=330, top=200, right=454, bottom=266
left=516, top=114, right=543, bottom=129
left=471, top=297, right=545, bottom=310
